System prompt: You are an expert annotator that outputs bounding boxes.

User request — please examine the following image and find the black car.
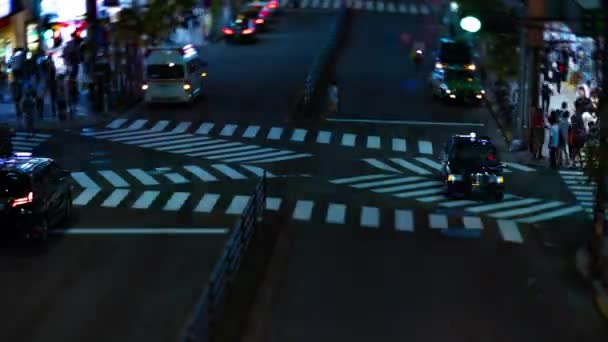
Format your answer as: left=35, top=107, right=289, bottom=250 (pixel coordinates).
left=440, top=133, right=506, bottom=200
left=0, top=154, right=73, bottom=241
left=239, top=5, right=269, bottom=31
left=223, top=16, right=258, bottom=43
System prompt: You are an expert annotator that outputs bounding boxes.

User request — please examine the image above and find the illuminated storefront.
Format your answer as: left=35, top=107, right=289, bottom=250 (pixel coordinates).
left=0, top=0, right=27, bottom=77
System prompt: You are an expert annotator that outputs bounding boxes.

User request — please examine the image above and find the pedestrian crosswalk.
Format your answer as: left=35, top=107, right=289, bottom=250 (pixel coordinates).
left=100, top=118, right=439, bottom=155
left=330, top=173, right=584, bottom=224
left=279, top=0, right=433, bottom=15
left=69, top=187, right=525, bottom=243
left=362, top=158, right=537, bottom=175
left=84, top=121, right=313, bottom=163
left=559, top=169, right=608, bottom=220
left=11, top=131, right=52, bottom=153
left=69, top=164, right=273, bottom=190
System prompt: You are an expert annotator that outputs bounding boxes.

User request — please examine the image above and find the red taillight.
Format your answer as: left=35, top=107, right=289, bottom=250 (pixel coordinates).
left=242, top=28, right=254, bottom=34
left=12, top=192, right=33, bottom=207
left=268, top=2, right=278, bottom=8
left=260, top=10, right=268, bottom=17
left=487, top=155, right=495, bottom=161
left=223, top=28, right=234, bottom=34
left=255, top=18, right=264, bottom=24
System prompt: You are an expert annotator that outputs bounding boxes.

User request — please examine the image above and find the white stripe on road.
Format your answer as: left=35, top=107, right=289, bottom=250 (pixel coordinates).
left=127, top=119, right=147, bottom=130
left=409, top=3, right=417, bottom=14
left=394, top=187, right=444, bottom=198
left=106, top=118, right=128, bottom=129
left=265, top=197, right=283, bottom=211
left=221, top=150, right=292, bottom=163
left=291, top=129, right=308, bottom=142
left=322, top=0, right=331, bottom=8
left=366, top=136, right=381, bottom=149
left=390, top=158, right=432, bottom=175
left=365, top=0, right=373, bottom=10
left=101, top=189, right=130, bottom=208
left=162, top=192, right=190, bottom=211
left=387, top=2, right=395, bottom=12
left=420, top=4, right=430, bottom=14
left=353, top=176, right=422, bottom=189
left=171, top=140, right=234, bottom=154
left=497, top=220, right=523, bottom=243
left=392, top=138, right=407, bottom=152
left=398, top=3, right=407, bottom=13
left=463, top=216, right=483, bottom=229
left=360, top=206, right=379, bottom=228
left=490, top=201, right=564, bottom=219
left=194, top=193, right=220, bottom=213
left=376, top=1, right=384, bottom=12
left=326, top=203, right=346, bottom=224
left=354, top=0, right=363, bottom=9
left=196, top=123, right=214, bottom=134
left=429, top=213, right=448, bottom=229
left=118, top=133, right=192, bottom=145
left=142, top=136, right=210, bottom=148
left=54, top=228, right=228, bottom=235
left=316, top=131, right=332, bottom=143
left=211, top=164, right=247, bottom=179
left=394, top=210, right=414, bottom=232
left=72, top=188, right=101, bottom=206
left=241, top=165, right=274, bottom=178
left=333, top=0, right=341, bottom=9
left=98, top=170, right=129, bottom=187
left=185, top=142, right=243, bottom=156
left=164, top=173, right=189, bottom=184
left=300, top=0, right=310, bottom=7
left=225, top=195, right=251, bottom=215
left=465, top=198, right=541, bottom=214
left=70, top=172, right=100, bottom=188
left=194, top=145, right=259, bottom=157
left=132, top=190, right=160, bottom=209
left=440, top=200, right=479, bottom=208
left=267, top=127, right=283, bottom=140
left=414, top=157, right=443, bottom=171
left=293, top=200, right=314, bottom=221
left=383, top=181, right=441, bottom=194
left=219, top=124, right=238, bottom=136
left=205, top=147, right=276, bottom=160
left=126, top=169, right=159, bottom=186
left=249, top=153, right=313, bottom=163
left=418, top=140, right=433, bottom=155
left=150, top=120, right=170, bottom=131
left=504, top=162, right=535, bottom=172
left=326, top=118, right=485, bottom=126
left=417, top=195, right=448, bottom=203
left=183, top=165, right=218, bottom=182
left=341, top=133, right=356, bottom=146
left=516, top=205, right=583, bottom=224
left=363, top=158, right=401, bottom=173
left=242, top=126, right=260, bottom=138
left=330, top=174, right=395, bottom=185
left=172, top=122, right=192, bottom=133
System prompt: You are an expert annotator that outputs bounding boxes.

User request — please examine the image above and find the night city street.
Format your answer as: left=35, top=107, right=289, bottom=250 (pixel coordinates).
left=1, top=0, right=607, bottom=341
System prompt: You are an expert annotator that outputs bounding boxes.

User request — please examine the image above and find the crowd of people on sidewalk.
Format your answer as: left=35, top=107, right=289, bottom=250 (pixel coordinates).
left=530, top=84, right=600, bottom=169
left=5, top=33, right=85, bottom=134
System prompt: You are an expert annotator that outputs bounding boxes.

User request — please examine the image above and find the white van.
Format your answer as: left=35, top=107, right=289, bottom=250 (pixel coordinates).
left=142, top=44, right=208, bottom=104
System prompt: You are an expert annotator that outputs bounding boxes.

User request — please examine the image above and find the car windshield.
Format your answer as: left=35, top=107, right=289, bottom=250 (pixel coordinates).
left=451, top=142, right=497, bottom=162
left=440, top=43, right=472, bottom=64
left=0, top=170, right=30, bottom=198
left=444, top=70, right=476, bottom=82
left=146, top=64, right=185, bottom=80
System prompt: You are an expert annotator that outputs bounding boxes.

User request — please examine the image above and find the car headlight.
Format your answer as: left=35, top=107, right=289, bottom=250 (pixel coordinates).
left=497, top=176, right=504, bottom=184
left=447, top=174, right=463, bottom=182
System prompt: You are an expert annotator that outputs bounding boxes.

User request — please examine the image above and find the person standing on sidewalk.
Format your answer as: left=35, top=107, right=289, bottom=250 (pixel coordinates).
left=541, top=81, right=553, bottom=114
left=552, top=62, right=561, bottom=94
left=574, top=86, right=593, bottom=115
left=548, top=114, right=560, bottom=169
left=558, top=102, right=571, bottom=166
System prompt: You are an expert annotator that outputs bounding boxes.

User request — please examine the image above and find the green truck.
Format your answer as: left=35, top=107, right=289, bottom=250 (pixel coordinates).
left=430, top=68, right=486, bottom=105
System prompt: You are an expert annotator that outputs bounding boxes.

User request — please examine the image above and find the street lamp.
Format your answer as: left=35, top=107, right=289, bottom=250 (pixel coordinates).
left=460, top=16, right=481, bottom=33
left=450, top=2, right=459, bottom=12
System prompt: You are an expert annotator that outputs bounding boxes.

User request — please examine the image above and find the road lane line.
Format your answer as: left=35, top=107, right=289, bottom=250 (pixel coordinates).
left=395, top=210, right=414, bottom=232
left=195, top=122, right=214, bottom=134
left=365, top=0, right=373, bottom=10
left=326, top=203, right=346, bottom=224
left=267, top=127, right=283, bottom=140
left=333, top=0, right=341, bottom=8
left=98, top=170, right=129, bottom=187
left=194, top=193, right=220, bottom=213
left=70, top=172, right=100, bottom=188
left=316, top=131, right=332, bottom=143
left=291, top=129, right=308, bottom=142
left=171, top=140, right=233, bottom=154
left=171, top=122, right=192, bottom=133
left=211, top=164, right=247, bottom=179
left=392, top=138, right=407, bottom=152
left=127, top=169, right=159, bottom=186
left=183, top=165, right=218, bottom=182
left=363, top=158, right=401, bottom=173
left=72, top=188, right=101, bottom=206
left=390, top=158, right=432, bottom=175
left=367, top=136, right=381, bottom=149
left=184, top=142, right=243, bottom=156
left=409, top=3, right=417, bottom=14
left=386, top=2, right=395, bottom=12
left=429, top=213, right=448, bottom=229
left=162, top=192, right=190, bottom=211
left=242, top=126, right=260, bottom=138
left=112, top=131, right=179, bottom=142
left=101, top=189, right=130, bottom=208
left=132, top=190, right=160, bottom=209
left=293, top=200, right=314, bottom=221
left=377, top=180, right=441, bottom=194
left=164, top=173, right=189, bottom=184
left=360, top=206, right=379, bottom=228
left=225, top=195, right=251, bottom=215
left=419, top=4, right=429, bottom=14
left=398, top=3, right=407, bottom=12
left=497, top=220, right=523, bottom=243
left=118, top=133, right=191, bottom=145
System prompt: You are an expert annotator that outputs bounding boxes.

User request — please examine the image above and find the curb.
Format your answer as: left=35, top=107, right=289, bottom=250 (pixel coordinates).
left=575, top=247, right=608, bottom=322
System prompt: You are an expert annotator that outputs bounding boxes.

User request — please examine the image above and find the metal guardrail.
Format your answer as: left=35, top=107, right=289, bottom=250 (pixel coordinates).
left=180, top=171, right=267, bottom=342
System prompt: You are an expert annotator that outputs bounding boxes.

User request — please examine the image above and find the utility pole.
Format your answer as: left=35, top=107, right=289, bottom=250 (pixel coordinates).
left=512, top=2, right=528, bottom=151
left=526, top=0, right=544, bottom=114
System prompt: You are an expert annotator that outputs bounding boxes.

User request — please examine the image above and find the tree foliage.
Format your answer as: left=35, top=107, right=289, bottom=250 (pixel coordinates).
left=114, top=0, right=198, bottom=45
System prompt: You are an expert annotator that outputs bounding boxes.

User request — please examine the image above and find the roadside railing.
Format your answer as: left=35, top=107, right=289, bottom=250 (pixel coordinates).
left=180, top=171, right=267, bottom=342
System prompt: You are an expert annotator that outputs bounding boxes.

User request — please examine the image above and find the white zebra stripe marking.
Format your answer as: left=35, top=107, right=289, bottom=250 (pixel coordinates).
left=194, top=193, right=220, bottom=213
left=127, top=119, right=147, bottom=130
left=392, top=138, right=407, bottom=152
left=72, top=188, right=101, bottom=206
left=504, top=162, right=535, bottom=172
left=101, top=189, right=130, bottom=208
left=196, top=123, right=214, bottom=134
left=363, top=158, right=401, bottom=173
left=291, top=129, right=308, bottom=142
left=183, top=165, right=218, bottom=182
left=497, top=220, right=523, bottom=243
left=429, top=213, right=448, bottom=229
left=463, top=216, right=483, bottom=229
left=378, top=180, right=440, bottom=194
left=418, top=140, right=433, bottom=154
left=225, top=195, right=251, bottom=215
left=409, top=3, right=417, bottom=14
left=395, top=210, right=414, bottom=232
left=132, top=190, right=160, bottom=209
left=490, top=201, right=563, bottom=219
left=393, top=187, right=444, bottom=198
left=267, top=127, right=283, bottom=140
left=367, top=136, right=381, bottom=149
left=353, top=176, right=421, bottom=190
left=249, top=153, right=313, bottom=163
left=221, top=150, right=292, bottom=163
left=127, top=169, right=159, bottom=186
left=317, top=131, right=332, bottom=143
left=172, top=122, right=192, bottom=133
left=243, top=126, right=260, bottom=138
left=516, top=205, right=583, bottom=224
left=341, top=133, right=356, bottom=146
left=211, top=164, right=247, bottom=179
left=326, top=203, right=346, bottom=224
left=330, top=174, right=395, bottom=184
left=414, top=157, right=443, bottom=171
left=390, top=158, right=432, bottom=175
left=398, top=3, right=407, bottom=13
left=265, top=197, right=283, bottom=211
left=220, top=124, right=238, bottom=136
left=360, top=206, right=379, bottom=228
left=98, top=170, right=129, bottom=187
left=70, top=172, right=100, bottom=188
left=466, top=198, right=540, bottom=214
left=293, top=200, right=314, bottom=221
left=162, top=192, right=190, bottom=211
left=150, top=120, right=170, bottom=131
left=107, top=118, right=128, bottom=129
left=164, top=173, right=189, bottom=184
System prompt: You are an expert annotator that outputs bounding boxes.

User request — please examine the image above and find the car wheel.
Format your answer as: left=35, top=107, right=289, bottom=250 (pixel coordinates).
left=64, top=192, right=73, bottom=222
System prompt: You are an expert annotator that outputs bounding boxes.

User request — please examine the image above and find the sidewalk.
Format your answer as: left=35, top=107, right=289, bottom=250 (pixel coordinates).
left=575, top=236, right=608, bottom=322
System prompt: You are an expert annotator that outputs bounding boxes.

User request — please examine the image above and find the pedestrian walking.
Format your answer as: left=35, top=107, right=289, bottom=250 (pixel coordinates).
left=35, top=72, right=46, bottom=118
left=548, top=114, right=560, bottom=169
left=541, top=81, right=553, bottom=114
left=47, top=58, right=57, bottom=116
left=552, top=62, right=561, bottom=94
left=569, top=111, right=587, bottom=168
left=530, top=107, right=546, bottom=159
left=11, top=78, right=23, bottom=118
left=574, top=86, right=593, bottom=115
left=56, top=75, right=68, bottom=121
left=558, top=102, right=570, bottom=166
left=328, top=80, right=339, bottom=114
left=21, top=87, right=37, bottom=136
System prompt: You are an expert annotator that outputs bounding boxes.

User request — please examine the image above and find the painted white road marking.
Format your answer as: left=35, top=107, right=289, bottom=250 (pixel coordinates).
left=366, top=136, right=381, bottom=149
left=463, top=216, right=483, bottom=229
left=293, top=200, right=314, bottom=221
left=194, top=193, right=220, bottom=213
left=326, top=203, right=346, bottom=224
left=98, top=170, right=130, bottom=187
left=341, top=133, right=356, bottom=146
left=243, top=126, right=260, bottom=138
left=196, top=123, right=214, bottom=134
left=395, top=210, right=414, bottom=232
left=360, top=206, right=379, bottom=228
left=220, top=124, right=238, bottom=136
left=226, top=195, right=251, bottom=215
left=265, top=197, right=283, bottom=211
left=392, top=138, right=407, bottom=152
left=267, top=127, right=283, bottom=140
left=497, top=220, right=523, bottom=243
left=363, top=158, right=401, bottom=173
left=390, top=158, right=432, bottom=175
left=162, top=192, right=190, bottom=211
left=291, top=129, right=308, bottom=142
left=106, top=118, right=127, bottom=129
left=101, top=189, right=130, bottom=208
left=150, top=120, right=170, bottom=131
left=183, top=165, right=218, bottom=182
left=211, top=164, right=247, bottom=179
left=132, top=190, right=160, bottom=209
left=72, top=188, right=101, bottom=206
left=70, top=172, right=100, bottom=188
left=127, top=169, right=159, bottom=186
left=418, top=140, right=433, bottom=155
left=429, top=213, right=448, bottom=229
left=317, top=131, right=332, bottom=143
left=164, top=173, right=189, bottom=184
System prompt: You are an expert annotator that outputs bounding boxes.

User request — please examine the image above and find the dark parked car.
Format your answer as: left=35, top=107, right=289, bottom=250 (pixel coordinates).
left=223, top=17, right=258, bottom=43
